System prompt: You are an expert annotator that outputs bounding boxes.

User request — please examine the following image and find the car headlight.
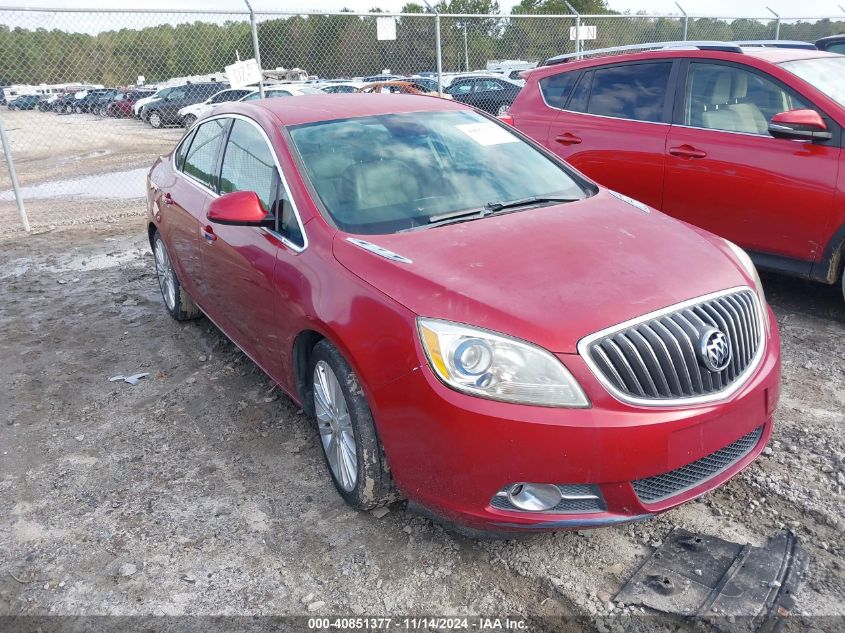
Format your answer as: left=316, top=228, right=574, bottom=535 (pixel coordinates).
left=417, top=318, right=589, bottom=408
left=724, top=240, right=769, bottom=329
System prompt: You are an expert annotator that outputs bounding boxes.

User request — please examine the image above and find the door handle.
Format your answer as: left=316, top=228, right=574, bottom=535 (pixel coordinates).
left=201, top=225, right=217, bottom=243
left=669, top=145, right=707, bottom=159
left=554, top=132, right=582, bottom=145
left=163, top=192, right=174, bottom=206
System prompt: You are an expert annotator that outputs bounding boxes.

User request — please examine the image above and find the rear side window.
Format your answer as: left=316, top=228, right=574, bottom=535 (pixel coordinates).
left=174, top=129, right=196, bottom=171
left=539, top=72, right=578, bottom=109
left=583, top=63, right=672, bottom=123
left=182, top=119, right=228, bottom=188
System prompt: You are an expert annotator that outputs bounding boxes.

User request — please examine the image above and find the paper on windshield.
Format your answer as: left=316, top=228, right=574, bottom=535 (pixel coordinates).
left=455, top=122, right=519, bottom=146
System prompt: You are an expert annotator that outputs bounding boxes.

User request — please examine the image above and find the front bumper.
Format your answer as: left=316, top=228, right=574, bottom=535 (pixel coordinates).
left=371, top=312, right=781, bottom=534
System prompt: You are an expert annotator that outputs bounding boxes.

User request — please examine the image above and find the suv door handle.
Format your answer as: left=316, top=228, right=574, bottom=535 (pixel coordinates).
left=669, top=145, right=707, bottom=159
left=554, top=132, right=582, bottom=145
left=201, top=225, right=217, bottom=243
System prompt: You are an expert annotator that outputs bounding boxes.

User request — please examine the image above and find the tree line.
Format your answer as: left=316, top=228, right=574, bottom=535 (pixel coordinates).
left=0, top=0, right=842, bottom=87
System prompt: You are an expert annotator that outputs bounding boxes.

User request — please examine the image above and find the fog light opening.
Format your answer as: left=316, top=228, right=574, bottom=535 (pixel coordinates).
left=507, top=482, right=562, bottom=512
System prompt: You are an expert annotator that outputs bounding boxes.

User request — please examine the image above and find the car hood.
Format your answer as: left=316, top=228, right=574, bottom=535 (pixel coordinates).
left=332, top=191, right=749, bottom=353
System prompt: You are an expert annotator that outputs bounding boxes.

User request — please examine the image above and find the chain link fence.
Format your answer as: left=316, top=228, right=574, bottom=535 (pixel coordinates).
left=1, top=5, right=844, bottom=236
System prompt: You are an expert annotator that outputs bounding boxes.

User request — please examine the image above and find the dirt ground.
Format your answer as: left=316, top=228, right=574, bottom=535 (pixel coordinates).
left=1, top=109, right=844, bottom=631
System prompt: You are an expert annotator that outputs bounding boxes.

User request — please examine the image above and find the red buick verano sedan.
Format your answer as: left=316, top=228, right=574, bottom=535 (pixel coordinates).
left=146, top=94, right=781, bottom=535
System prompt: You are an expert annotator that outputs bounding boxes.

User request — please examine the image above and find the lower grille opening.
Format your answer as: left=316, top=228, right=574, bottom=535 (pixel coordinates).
left=490, top=483, right=606, bottom=514
left=632, top=426, right=764, bottom=504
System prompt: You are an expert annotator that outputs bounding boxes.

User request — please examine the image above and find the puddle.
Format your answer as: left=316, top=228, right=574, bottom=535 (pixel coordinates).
left=0, top=167, right=147, bottom=202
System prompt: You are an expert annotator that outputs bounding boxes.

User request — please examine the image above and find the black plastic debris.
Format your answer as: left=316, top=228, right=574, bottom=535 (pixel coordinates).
left=616, top=528, right=808, bottom=632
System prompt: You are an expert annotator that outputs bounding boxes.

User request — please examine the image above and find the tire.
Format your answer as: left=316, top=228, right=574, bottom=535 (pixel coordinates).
left=65, top=104, right=73, bottom=114
left=496, top=103, right=510, bottom=116
left=183, top=114, right=196, bottom=129
left=149, top=111, right=162, bottom=128
left=74, top=105, right=82, bottom=114
left=309, top=340, right=396, bottom=510
left=152, top=231, right=200, bottom=321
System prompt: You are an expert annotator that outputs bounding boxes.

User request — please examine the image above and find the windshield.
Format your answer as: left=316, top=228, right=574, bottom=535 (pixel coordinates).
left=288, top=110, right=588, bottom=235
left=780, top=57, right=845, bottom=108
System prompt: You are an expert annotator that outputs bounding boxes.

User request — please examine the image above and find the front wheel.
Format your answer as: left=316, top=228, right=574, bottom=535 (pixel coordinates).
left=152, top=231, right=200, bottom=321
left=309, top=340, right=396, bottom=510
left=149, top=112, right=162, bottom=128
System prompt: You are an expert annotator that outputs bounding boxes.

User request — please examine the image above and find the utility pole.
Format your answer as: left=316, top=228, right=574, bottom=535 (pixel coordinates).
left=0, top=111, right=29, bottom=233
left=564, top=1, right=581, bottom=59
left=244, top=0, right=265, bottom=98
left=766, top=6, right=781, bottom=40
left=675, top=2, right=688, bottom=41
left=422, top=0, right=443, bottom=94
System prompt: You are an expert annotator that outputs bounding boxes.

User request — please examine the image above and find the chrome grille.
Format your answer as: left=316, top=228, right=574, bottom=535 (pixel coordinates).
left=581, top=289, right=763, bottom=404
left=633, top=426, right=763, bottom=503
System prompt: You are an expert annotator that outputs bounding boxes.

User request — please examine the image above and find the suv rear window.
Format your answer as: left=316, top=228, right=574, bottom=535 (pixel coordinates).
left=539, top=72, right=578, bottom=109
left=575, top=62, right=672, bottom=123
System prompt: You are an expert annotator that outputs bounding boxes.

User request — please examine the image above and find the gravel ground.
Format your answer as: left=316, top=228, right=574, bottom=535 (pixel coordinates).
left=1, top=110, right=844, bottom=631
left=0, top=218, right=843, bottom=630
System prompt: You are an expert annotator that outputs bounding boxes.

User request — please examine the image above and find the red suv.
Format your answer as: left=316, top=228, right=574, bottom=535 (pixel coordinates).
left=507, top=43, right=845, bottom=302
left=147, top=95, right=780, bottom=535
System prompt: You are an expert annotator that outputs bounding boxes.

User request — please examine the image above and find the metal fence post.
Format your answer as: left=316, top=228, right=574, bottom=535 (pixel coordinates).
left=564, top=1, right=581, bottom=58
left=0, top=111, right=30, bottom=233
left=675, top=2, right=688, bottom=41
left=463, top=22, right=469, bottom=72
left=422, top=1, right=443, bottom=94
left=244, top=0, right=265, bottom=98
left=767, top=6, right=781, bottom=40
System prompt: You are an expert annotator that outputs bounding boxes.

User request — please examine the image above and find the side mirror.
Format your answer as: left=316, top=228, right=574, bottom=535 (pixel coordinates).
left=769, top=109, right=832, bottom=141
left=207, top=191, right=273, bottom=227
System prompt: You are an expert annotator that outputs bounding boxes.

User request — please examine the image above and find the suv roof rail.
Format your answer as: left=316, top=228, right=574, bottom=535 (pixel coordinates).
left=735, top=40, right=817, bottom=50
left=545, top=41, right=743, bottom=65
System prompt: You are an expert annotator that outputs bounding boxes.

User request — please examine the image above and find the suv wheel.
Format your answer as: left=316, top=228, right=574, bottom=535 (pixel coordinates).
left=308, top=340, right=396, bottom=510
left=183, top=114, right=196, bottom=129
left=149, top=112, right=162, bottom=128
left=74, top=105, right=82, bottom=114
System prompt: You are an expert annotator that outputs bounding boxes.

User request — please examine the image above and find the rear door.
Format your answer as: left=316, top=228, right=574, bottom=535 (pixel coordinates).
left=546, top=60, right=678, bottom=209
left=662, top=60, right=840, bottom=264
left=158, top=119, right=228, bottom=301
left=511, top=69, right=580, bottom=149
left=200, top=116, right=305, bottom=378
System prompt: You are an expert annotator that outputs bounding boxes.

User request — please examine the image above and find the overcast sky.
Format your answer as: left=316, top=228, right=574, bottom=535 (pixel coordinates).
left=4, top=0, right=844, bottom=16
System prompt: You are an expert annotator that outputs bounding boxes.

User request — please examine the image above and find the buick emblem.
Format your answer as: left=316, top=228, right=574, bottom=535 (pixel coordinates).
left=699, top=327, right=732, bottom=373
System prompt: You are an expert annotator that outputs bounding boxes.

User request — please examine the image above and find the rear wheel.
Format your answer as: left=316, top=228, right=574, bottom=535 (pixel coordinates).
left=149, top=111, right=162, bottom=128
left=183, top=114, right=196, bottom=129
left=152, top=231, right=200, bottom=321
left=309, top=340, right=396, bottom=510
left=74, top=105, right=82, bottom=114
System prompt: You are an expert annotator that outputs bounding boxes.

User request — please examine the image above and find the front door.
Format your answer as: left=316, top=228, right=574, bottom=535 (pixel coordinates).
left=663, top=61, right=840, bottom=263
left=200, top=117, right=293, bottom=378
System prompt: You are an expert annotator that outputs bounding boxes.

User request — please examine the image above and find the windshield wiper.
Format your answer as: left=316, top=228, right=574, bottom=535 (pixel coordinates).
left=485, top=196, right=581, bottom=213
left=427, top=207, right=489, bottom=225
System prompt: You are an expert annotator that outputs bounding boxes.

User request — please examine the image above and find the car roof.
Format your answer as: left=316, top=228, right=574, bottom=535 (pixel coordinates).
left=218, top=93, right=468, bottom=126
left=527, top=46, right=841, bottom=80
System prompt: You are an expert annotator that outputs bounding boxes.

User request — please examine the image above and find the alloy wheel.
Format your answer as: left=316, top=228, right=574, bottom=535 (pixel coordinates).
left=313, top=360, right=358, bottom=492
left=154, top=239, right=176, bottom=311
left=150, top=112, right=161, bottom=128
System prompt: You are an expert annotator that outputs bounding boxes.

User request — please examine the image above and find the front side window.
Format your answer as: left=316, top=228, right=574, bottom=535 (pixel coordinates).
left=780, top=57, right=845, bottom=108
left=686, top=63, right=808, bottom=135
left=182, top=119, right=228, bottom=188
left=289, top=110, right=589, bottom=235
left=219, top=120, right=278, bottom=212
left=584, top=62, right=672, bottom=123
left=539, top=71, right=578, bottom=109
left=449, top=81, right=474, bottom=95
